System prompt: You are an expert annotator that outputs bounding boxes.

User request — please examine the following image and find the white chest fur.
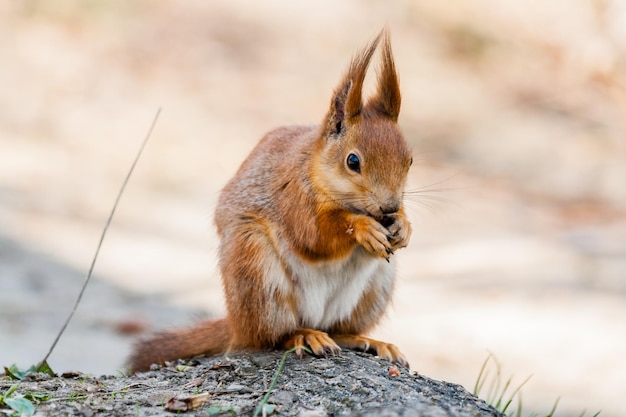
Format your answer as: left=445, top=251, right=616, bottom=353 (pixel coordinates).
left=285, top=247, right=395, bottom=330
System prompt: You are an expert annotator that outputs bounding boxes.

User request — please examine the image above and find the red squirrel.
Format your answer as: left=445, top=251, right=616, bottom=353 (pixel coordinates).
left=129, top=28, right=413, bottom=372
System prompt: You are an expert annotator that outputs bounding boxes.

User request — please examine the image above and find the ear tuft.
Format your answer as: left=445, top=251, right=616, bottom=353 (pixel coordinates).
left=332, top=80, right=351, bottom=135
left=324, top=32, right=382, bottom=137
left=368, top=28, right=401, bottom=121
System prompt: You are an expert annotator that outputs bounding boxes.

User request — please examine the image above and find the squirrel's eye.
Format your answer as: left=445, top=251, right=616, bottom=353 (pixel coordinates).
left=346, top=153, right=360, bottom=173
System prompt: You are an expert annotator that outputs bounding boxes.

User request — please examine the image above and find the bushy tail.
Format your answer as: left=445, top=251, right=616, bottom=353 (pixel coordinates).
left=128, top=318, right=232, bottom=372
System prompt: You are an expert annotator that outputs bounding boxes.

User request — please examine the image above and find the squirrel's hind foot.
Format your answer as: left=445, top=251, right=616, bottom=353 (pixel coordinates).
left=332, top=334, right=409, bottom=368
left=283, top=328, right=341, bottom=358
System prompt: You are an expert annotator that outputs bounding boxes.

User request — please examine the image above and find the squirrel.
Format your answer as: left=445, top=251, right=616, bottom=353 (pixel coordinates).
left=128, top=28, right=413, bottom=372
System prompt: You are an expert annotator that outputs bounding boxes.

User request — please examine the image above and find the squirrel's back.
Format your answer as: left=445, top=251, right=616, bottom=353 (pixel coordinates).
left=216, top=125, right=316, bottom=224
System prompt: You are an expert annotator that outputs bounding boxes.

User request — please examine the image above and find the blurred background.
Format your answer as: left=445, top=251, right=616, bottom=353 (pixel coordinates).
left=1, top=0, right=625, bottom=415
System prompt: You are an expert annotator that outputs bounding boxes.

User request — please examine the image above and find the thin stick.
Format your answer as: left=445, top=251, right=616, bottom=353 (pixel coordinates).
left=39, top=108, right=162, bottom=367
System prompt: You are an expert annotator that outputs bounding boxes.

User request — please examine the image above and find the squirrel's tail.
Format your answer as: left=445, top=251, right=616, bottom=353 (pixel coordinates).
left=128, top=318, right=232, bottom=372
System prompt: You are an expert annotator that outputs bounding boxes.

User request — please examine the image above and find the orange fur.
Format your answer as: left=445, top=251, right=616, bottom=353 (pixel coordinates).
left=128, top=28, right=413, bottom=372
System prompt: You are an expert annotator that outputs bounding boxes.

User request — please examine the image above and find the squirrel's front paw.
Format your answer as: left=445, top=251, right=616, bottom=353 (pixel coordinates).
left=349, top=215, right=394, bottom=260
left=380, top=212, right=412, bottom=252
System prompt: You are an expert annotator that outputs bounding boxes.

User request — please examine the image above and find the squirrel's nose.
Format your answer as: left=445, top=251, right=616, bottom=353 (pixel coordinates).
left=380, top=198, right=400, bottom=214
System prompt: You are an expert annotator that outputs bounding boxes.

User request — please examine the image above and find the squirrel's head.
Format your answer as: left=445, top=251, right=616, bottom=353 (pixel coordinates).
left=313, top=29, right=412, bottom=221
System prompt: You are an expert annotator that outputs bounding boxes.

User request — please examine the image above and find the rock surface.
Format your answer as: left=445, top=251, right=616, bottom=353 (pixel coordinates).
left=1, top=351, right=503, bottom=417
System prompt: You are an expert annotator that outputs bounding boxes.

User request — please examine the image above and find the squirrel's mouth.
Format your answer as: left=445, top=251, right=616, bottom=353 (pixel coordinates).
left=378, top=215, right=395, bottom=229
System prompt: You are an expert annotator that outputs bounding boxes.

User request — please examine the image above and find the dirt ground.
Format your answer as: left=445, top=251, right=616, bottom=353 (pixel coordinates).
left=1, top=1, right=625, bottom=416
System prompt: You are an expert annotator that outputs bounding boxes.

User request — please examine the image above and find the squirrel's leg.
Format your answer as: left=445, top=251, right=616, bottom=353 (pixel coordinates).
left=282, top=328, right=341, bottom=358
left=330, top=334, right=409, bottom=368
left=219, top=220, right=299, bottom=350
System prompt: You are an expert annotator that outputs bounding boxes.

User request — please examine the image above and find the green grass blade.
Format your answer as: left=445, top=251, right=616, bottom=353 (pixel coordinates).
left=474, top=353, right=493, bottom=396
left=253, top=347, right=311, bottom=417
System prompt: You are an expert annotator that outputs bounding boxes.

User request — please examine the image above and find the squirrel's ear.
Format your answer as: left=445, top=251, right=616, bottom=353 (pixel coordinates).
left=324, top=32, right=382, bottom=138
left=367, top=29, right=401, bottom=121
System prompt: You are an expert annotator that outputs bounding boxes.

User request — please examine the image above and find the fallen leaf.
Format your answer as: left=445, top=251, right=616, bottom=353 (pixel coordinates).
left=182, top=378, right=205, bottom=389
left=209, top=362, right=232, bottom=370
left=165, top=392, right=211, bottom=412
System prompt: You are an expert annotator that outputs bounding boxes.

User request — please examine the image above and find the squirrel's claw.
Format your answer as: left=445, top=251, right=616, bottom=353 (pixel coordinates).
left=332, top=335, right=410, bottom=369
left=283, top=329, right=341, bottom=358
